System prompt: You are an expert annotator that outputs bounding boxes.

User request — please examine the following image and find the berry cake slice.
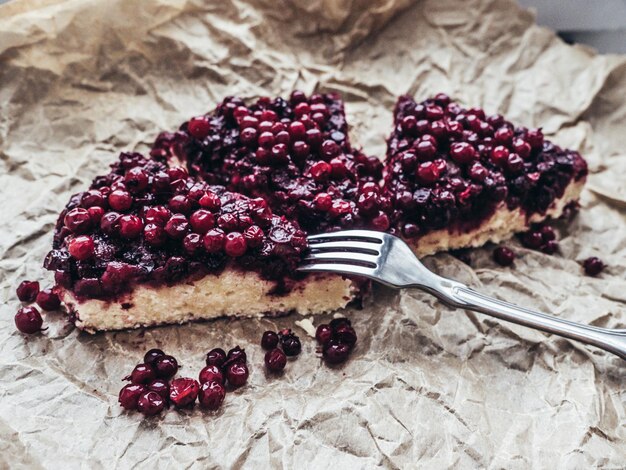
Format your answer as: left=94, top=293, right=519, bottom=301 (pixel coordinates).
left=150, top=91, right=391, bottom=234
left=44, top=153, right=356, bottom=333
left=383, top=94, right=587, bottom=255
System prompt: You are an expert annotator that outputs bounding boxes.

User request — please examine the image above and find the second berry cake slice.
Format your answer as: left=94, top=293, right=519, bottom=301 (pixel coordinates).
left=383, top=94, right=587, bottom=255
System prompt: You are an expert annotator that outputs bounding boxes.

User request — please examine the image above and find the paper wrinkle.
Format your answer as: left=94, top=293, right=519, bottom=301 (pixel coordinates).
left=1, top=0, right=625, bottom=468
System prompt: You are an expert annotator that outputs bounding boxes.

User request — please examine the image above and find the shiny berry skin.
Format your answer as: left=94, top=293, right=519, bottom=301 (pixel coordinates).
left=68, top=235, right=95, bottom=260
left=493, top=247, right=515, bottom=266
left=225, top=362, right=249, bottom=387
left=416, top=161, right=440, bottom=185
left=188, top=116, right=211, bottom=139
left=334, top=325, right=357, bottom=349
left=154, top=355, right=178, bottom=379
left=261, top=330, right=279, bottom=350
left=329, top=317, right=351, bottom=330
left=199, top=191, right=221, bottom=211
left=198, top=381, right=226, bottom=410
left=81, top=189, right=105, bottom=208
left=144, top=224, right=166, bottom=246
left=315, top=324, right=332, bottom=345
left=265, top=348, right=287, bottom=372
left=225, top=346, right=247, bottom=366
left=15, top=306, right=44, bottom=334
left=310, top=161, right=331, bottom=182
left=203, top=228, right=225, bottom=253
left=323, top=341, right=351, bottom=364
left=36, top=288, right=61, bottom=311
left=87, top=206, right=104, bottom=223
left=64, top=208, right=92, bottom=234
left=415, top=140, right=437, bottom=160
left=190, top=209, right=215, bottom=234
left=118, top=384, right=147, bottom=411
left=137, top=390, right=165, bottom=416
left=144, top=348, right=165, bottom=364
left=521, top=231, right=544, bottom=249
left=169, top=378, right=200, bottom=407
left=243, top=225, right=264, bottom=248
left=199, top=365, right=224, bottom=385
left=164, top=214, right=189, bottom=239
left=280, top=332, right=301, bottom=357
left=583, top=257, right=604, bottom=276
left=147, top=379, right=170, bottom=401
left=108, top=190, right=133, bottom=212
left=118, top=214, right=143, bottom=239
left=490, top=145, right=509, bottom=165
left=449, top=142, right=477, bottom=164
left=224, top=232, right=247, bottom=257
left=124, top=167, right=149, bottom=193
left=16, top=280, right=40, bottom=302
left=130, top=363, right=157, bottom=384
left=540, top=226, right=556, bottom=242
left=100, top=211, right=121, bottom=235
left=541, top=240, right=559, bottom=255
left=206, top=348, right=227, bottom=367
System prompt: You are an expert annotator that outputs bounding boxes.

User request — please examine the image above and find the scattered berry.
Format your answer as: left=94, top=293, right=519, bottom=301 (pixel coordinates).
left=169, top=378, right=200, bottom=407
left=137, top=390, right=166, bottom=416
left=118, top=384, right=147, bottom=411
left=147, top=379, right=170, bottom=402
left=199, top=365, right=224, bottom=385
left=16, top=280, right=40, bottom=302
left=261, top=330, right=279, bottom=350
left=154, top=355, right=178, bottom=379
left=264, top=348, right=287, bottom=373
left=279, top=330, right=301, bottom=356
left=129, top=363, right=157, bottom=384
left=583, top=257, right=605, bottom=277
left=198, top=381, right=226, bottom=410
left=35, top=288, right=61, bottom=311
left=15, top=306, right=44, bottom=334
left=226, top=362, right=249, bottom=387
left=493, top=247, right=515, bottom=266
left=206, top=348, right=227, bottom=367
left=144, top=348, right=165, bottom=365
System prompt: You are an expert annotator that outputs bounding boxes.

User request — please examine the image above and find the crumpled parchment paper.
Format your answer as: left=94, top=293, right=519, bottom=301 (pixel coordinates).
left=1, top=0, right=625, bottom=468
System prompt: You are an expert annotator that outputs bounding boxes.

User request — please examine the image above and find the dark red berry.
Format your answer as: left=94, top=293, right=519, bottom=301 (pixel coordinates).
left=265, top=348, right=287, bottom=372
left=261, top=331, right=279, bottom=350
left=137, top=390, right=165, bottom=416
left=203, top=228, right=225, bottom=253
left=16, top=280, right=40, bottom=302
left=144, top=348, right=165, bottom=365
left=199, top=365, right=224, bottom=385
left=224, top=232, right=247, bottom=257
left=68, top=235, right=95, bottom=260
left=147, top=379, right=170, bottom=401
left=118, top=384, right=147, bottom=410
left=583, top=257, right=604, bottom=276
left=108, top=190, right=133, bottom=212
left=129, top=363, right=157, bottom=384
left=334, top=325, right=357, bottom=349
left=226, top=362, right=249, bottom=387
left=315, top=324, right=332, bottom=346
left=329, top=317, right=351, bottom=330
left=493, top=247, right=515, bottom=266
left=64, top=208, right=92, bottom=234
left=323, top=341, right=351, bottom=364
left=169, top=378, right=200, bottom=407
left=225, top=346, right=247, bottom=366
left=198, top=381, right=226, bottom=410
left=35, top=288, right=61, bottom=311
left=188, top=116, right=211, bottom=139
left=279, top=332, right=301, bottom=357
left=15, top=306, right=44, bottom=334
left=154, top=355, right=178, bottom=379
left=206, top=348, right=227, bottom=367
left=521, top=231, right=544, bottom=249
left=541, top=240, right=559, bottom=255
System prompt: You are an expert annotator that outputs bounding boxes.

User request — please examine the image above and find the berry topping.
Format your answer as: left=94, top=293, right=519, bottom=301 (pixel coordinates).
left=35, top=288, right=61, bottom=311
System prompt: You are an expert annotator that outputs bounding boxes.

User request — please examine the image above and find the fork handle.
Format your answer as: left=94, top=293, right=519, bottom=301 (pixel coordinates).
left=436, top=283, right=626, bottom=360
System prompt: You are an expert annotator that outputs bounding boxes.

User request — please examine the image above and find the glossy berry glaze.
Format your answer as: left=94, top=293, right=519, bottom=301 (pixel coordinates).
left=150, top=91, right=389, bottom=234
left=44, top=153, right=307, bottom=301
left=384, top=94, right=588, bottom=239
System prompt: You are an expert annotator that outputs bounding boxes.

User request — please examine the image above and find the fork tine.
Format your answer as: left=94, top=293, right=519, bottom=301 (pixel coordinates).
left=304, top=251, right=379, bottom=266
left=297, top=262, right=377, bottom=278
left=307, top=230, right=385, bottom=244
left=307, top=240, right=381, bottom=254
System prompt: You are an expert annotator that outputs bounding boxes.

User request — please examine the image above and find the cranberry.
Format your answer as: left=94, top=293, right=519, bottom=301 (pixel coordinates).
left=118, top=214, right=143, bottom=239
left=513, top=138, right=531, bottom=159
left=521, top=231, right=544, bottom=249
left=87, top=206, right=104, bottom=223
left=169, top=195, right=192, bottom=215
left=243, top=225, right=264, bottom=248
left=137, top=390, right=165, bottom=416
left=541, top=240, right=559, bottom=255
left=190, top=209, right=215, bottom=234
left=540, top=226, right=556, bottom=241
left=225, top=346, right=247, bottom=365
left=198, top=381, right=226, bottom=410
left=154, top=355, right=178, bottom=379
left=415, top=140, right=437, bottom=160
left=108, top=190, right=133, bottom=212
left=144, top=224, right=166, bottom=246
left=334, top=325, right=357, bottom=349
left=494, top=126, right=514, bottom=144
left=35, top=288, right=60, bottom=311
left=526, top=129, right=544, bottom=149
left=321, top=140, right=340, bottom=158
left=199, top=191, right=221, bottom=211
left=64, top=208, right=92, bottom=233
left=224, top=232, right=247, bottom=257
left=416, top=161, right=441, bottom=185
left=315, top=324, right=332, bottom=345
left=265, top=348, right=287, bottom=372
left=144, top=348, right=165, bottom=364
left=15, top=306, right=44, bottom=334
left=169, top=378, right=200, bottom=407
left=183, top=233, right=202, bottom=254
left=493, top=247, right=515, bottom=266
left=119, top=384, right=147, bottom=410
left=261, top=330, right=279, bottom=350
left=100, top=211, right=121, bottom=235
left=583, top=257, right=604, bottom=276
left=449, top=142, right=477, bottom=164
left=16, top=280, right=40, bottom=302
left=147, top=379, right=170, bottom=401
left=206, top=348, right=227, bottom=367
left=199, top=365, right=224, bottom=385
left=68, top=235, right=95, bottom=260
left=310, top=161, right=331, bottom=182
left=506, top=153, right=524, bottom=173
left=188, top=116, right=211, bottom=139
left=81, top=189, right=105, bottom=208
left=225, top=362, right=249, bottom=387
left=323, top=341, right=351, bottom=364
left=203, top=228, right=225, bottom=253
left=164, top=214, right=190, bottom=239
left=124, top=168, right=149, bottom=193
left=279, top=331, right=301, bottom=356
left=129, top=363, right=157, bottom=384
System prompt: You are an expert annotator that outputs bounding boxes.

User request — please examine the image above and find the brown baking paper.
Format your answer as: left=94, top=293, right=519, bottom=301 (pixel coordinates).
left=1, top=0, right=625, bottom=468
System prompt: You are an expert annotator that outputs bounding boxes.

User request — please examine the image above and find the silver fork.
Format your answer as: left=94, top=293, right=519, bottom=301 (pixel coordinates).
left=298, top=230, right=626, bottom=361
